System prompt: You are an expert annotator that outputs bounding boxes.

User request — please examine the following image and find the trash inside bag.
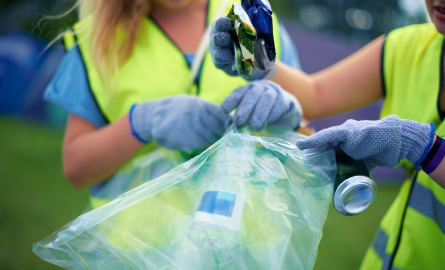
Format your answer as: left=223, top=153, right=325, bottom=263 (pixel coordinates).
left=89, top=148, right=195, bottom=208
left=33, top=127, right=336, bottom=270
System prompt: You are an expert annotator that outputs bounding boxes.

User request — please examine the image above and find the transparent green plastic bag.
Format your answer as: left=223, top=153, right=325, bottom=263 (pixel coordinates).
left=34, top=127, right=336, bottom=270
left=90, top=148, right=188, bottom=205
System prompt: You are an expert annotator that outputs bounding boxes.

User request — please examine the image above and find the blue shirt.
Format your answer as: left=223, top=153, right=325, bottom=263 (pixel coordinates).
left=44, top=23, right=301, bottom=128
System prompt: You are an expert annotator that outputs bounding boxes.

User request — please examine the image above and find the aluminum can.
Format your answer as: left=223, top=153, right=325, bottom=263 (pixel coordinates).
left=333, top=150, right=377, bottom=216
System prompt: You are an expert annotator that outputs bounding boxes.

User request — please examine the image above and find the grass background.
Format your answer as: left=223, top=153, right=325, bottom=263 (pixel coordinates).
left=0, top=118, right=401, bottom=270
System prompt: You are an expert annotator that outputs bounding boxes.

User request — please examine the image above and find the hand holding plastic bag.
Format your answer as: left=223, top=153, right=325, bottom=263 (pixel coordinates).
left=34, top=127, right=336, bottom=270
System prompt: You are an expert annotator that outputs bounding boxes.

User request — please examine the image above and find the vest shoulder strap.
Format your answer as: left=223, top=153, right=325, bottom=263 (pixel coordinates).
left=381, top=23, right=443, bottom=121
left=381, top=23, right=443, bottom=171
left=63, top=27, right=77, bottom=51
left=382, top=24, right=441, bottom=100
left=62, top=16, right=94, bottom=51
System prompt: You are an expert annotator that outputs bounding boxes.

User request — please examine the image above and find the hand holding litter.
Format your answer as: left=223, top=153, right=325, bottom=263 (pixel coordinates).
left=210, top=13, right=276, bottom=80
left=130, top=96, right=229, bottom=150
left=296, top=115, right=434, bottom=170
left=221, top=81, right=302, bottom=131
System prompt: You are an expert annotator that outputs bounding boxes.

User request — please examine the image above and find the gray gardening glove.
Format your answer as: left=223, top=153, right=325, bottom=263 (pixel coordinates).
left=209, top=16, right=276, bottom=80
left=130, top=96, right=229, bottom=151
left=296, top=115, right=434, bottom=170
left=221, top=81, right=302, bottom=131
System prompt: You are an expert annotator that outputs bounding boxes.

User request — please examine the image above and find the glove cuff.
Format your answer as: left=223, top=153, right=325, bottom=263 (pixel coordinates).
left=129, top=102, right=155, bottom=144
left=400, top=119, right=433, bottom=165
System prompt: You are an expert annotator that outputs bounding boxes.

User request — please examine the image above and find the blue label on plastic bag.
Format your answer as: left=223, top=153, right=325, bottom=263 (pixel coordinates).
left=197, top=191, right=236, bottom=217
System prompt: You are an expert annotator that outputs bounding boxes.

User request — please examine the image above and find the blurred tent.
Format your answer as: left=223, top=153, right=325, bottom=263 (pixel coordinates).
left=0, top=31, right=66, bottom=126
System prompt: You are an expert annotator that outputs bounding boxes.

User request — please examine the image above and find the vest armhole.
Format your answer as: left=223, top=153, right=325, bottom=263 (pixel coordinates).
left=381, top=35, right=387, bottom=99
left=72, top=32, right=111, bottom=125
left=61, top=37, right=67, bottom=54
left=70, top=26, right=77, bottom=44
left=438, top=38, right=445, bottom=121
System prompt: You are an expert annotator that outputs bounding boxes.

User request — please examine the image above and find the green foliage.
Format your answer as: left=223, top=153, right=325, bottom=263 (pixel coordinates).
left=0, top=118, right=89, bottom=270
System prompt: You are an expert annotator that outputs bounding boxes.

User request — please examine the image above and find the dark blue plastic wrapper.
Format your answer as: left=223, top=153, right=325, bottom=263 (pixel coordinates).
left=241, top=0, right=276, bottom=61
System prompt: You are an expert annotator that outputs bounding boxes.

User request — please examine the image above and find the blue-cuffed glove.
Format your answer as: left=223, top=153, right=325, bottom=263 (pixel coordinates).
left=295, top=115, right=435, bottom=171
left=221, top=81, right=302, bottom=131
left=209, top=17, right=276, bottom=80
left=130, top=96, right=229, bottom=151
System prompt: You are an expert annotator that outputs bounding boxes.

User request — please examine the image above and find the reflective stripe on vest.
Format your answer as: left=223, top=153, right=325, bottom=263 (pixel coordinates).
left=365, top=179, right=445, bottom=270
left=360, top=24, right=445, bottom=270
left=63, top=0, right=283, bottom=208
left=409, top=180, right=445, bottom=234
left=372, top=229, right=401, bottom=270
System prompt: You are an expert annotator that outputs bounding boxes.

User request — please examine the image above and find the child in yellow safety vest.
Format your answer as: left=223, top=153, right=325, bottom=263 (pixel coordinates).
left=210, top=0, right=445, bottom=268
left=45, top=0, right=303, bottom=208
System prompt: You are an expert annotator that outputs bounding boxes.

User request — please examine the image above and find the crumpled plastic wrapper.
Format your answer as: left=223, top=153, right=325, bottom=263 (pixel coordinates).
left=228, top=0, right=276, bottom=78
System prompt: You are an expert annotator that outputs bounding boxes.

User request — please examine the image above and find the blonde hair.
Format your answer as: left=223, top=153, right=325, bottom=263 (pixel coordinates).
left=84, top=0, right=150, bottom=68
left=47, top=0, right=150, bottom=74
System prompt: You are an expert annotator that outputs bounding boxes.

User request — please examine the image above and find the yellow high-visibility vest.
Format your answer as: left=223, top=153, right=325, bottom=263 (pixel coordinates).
left=63, top=0, right=283, bottom=208
left=360, top=23, right=445, bottom=270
